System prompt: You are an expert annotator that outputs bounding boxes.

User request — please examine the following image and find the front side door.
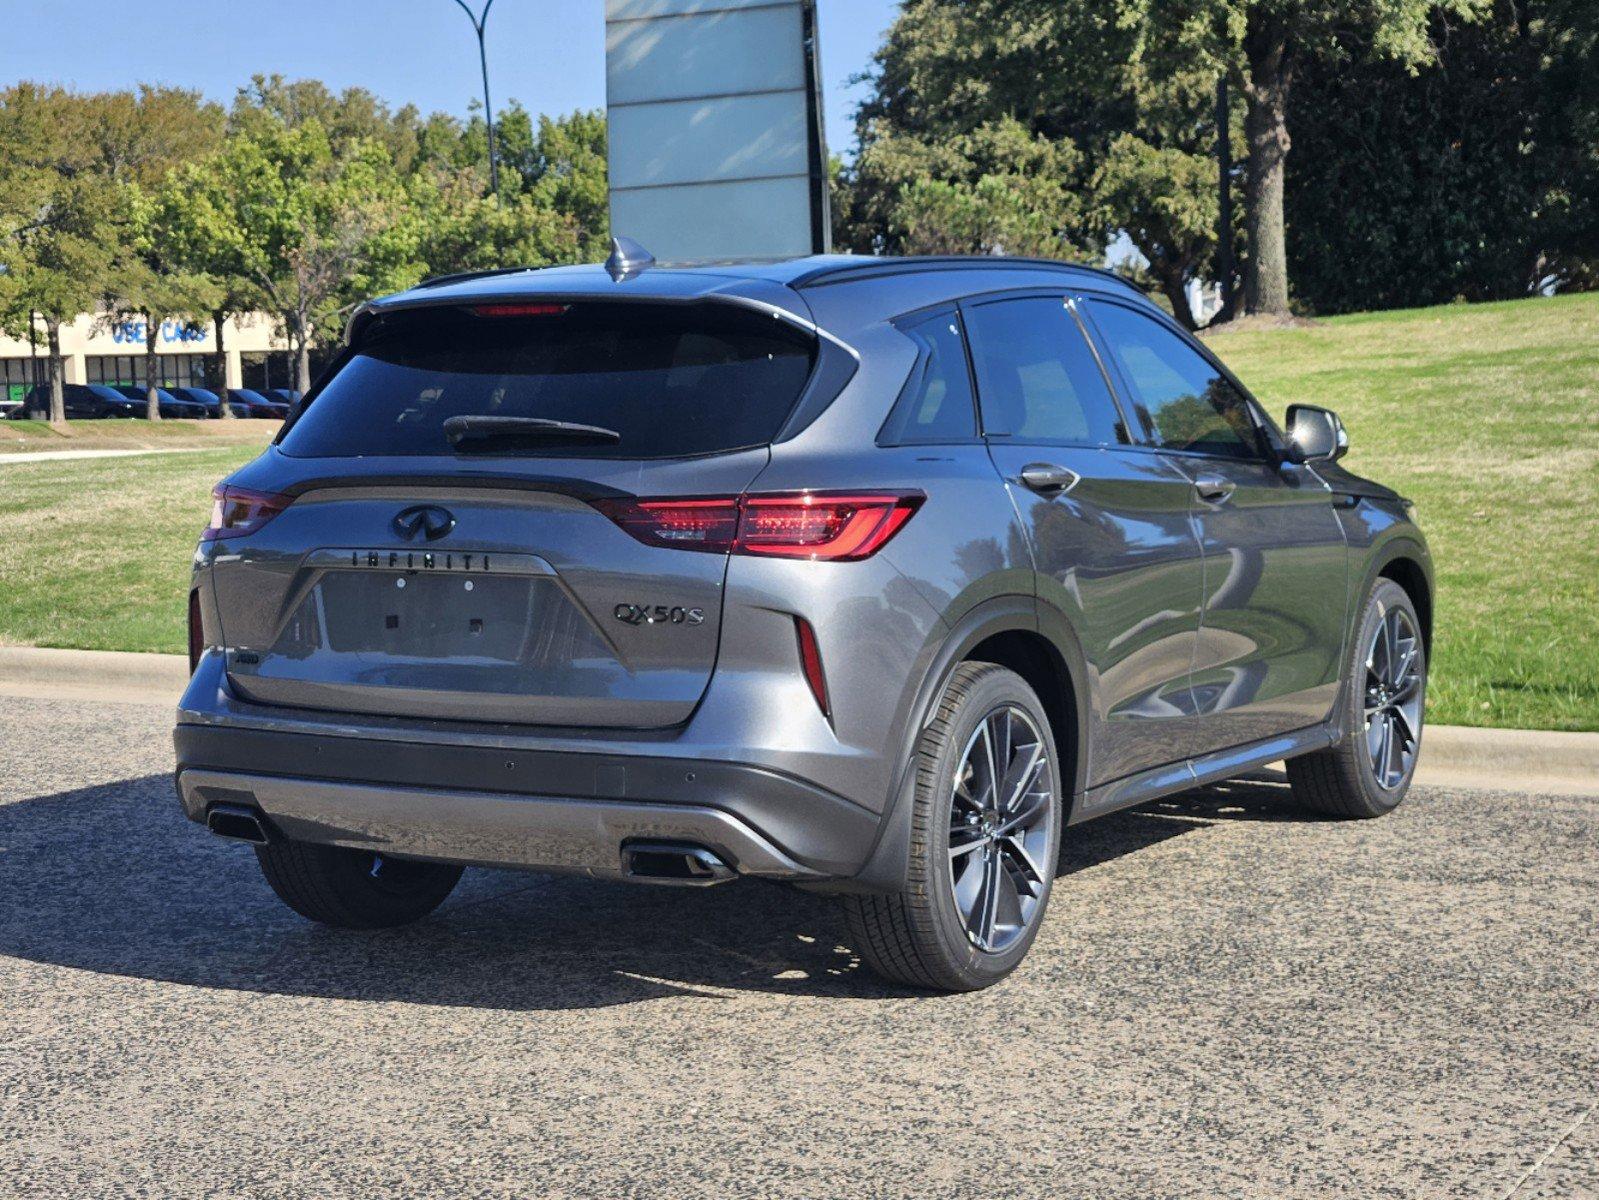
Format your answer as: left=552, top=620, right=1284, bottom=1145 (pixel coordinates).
left=1082, top=298, right=1350, bottom=752
left=962, top=293, right=1208, bottom=786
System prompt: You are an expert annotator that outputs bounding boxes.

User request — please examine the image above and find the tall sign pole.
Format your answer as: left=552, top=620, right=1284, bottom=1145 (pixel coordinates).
left=451, top=0, right=501, bottom=199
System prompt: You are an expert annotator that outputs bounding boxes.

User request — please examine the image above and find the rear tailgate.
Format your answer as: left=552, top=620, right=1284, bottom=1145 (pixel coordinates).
left=210, top=453, right=768, bottom=727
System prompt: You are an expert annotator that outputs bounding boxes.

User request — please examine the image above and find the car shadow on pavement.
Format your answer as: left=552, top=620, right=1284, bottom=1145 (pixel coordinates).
left=0, top=771, right=1321, bottom=1010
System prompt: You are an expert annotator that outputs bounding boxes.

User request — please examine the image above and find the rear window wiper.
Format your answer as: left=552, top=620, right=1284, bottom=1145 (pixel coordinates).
left=443, top=415, right=623, bottom=450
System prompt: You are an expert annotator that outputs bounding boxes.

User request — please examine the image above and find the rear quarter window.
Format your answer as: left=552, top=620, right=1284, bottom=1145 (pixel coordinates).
left=279, top=301, right=817, bottom=459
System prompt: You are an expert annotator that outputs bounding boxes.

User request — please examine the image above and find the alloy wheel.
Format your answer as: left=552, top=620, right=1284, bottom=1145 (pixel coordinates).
left=948, top=705, right=1055, bottom=953
left=1364, top=605, right=1424, bottom=790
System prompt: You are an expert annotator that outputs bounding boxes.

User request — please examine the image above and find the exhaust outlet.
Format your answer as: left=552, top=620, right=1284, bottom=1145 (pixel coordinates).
left=207, top=803, right=272, bottom=845
left=621, top=841, right=736, bottom=887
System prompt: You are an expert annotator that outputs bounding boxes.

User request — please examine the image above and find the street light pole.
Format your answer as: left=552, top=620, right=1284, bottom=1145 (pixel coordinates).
left=451, top=0, right=500, bottom=199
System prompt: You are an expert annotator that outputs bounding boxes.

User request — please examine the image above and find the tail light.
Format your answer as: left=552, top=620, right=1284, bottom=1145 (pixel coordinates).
left=594, top=491, right=923, bottom=561
left=202, top=485, right=291, bottom=541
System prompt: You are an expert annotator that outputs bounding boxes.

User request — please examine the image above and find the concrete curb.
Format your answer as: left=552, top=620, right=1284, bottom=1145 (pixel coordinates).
left=1, top=645, right=1594, bottom=795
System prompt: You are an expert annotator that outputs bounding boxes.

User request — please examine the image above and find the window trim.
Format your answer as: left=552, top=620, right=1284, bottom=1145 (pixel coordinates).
left=1075, top=295, right=1277, bottom=464
left=956, top=289, right=1135, bottom=449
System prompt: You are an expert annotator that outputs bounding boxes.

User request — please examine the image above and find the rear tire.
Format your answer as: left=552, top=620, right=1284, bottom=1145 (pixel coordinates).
left=1287, top=578, right=1426, bottom=818
left=255, top=841, right=464, bottom=929
left=843, top=662, right=1062, bottom=992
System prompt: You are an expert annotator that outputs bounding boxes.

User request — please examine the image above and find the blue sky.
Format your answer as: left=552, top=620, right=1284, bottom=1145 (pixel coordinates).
left=0, top=0, right=899, bottom=158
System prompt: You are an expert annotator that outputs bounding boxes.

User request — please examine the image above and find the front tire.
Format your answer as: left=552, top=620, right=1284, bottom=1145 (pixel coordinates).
left=255, top=841, right=464, bottom=929
left=1287, top=578, right=1427, bottom=818
left=844, top=662, right=1062, bottom=992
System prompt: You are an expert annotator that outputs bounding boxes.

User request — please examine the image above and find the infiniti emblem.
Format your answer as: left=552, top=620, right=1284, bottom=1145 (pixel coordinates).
left=393, top=505, right=456, bottom=542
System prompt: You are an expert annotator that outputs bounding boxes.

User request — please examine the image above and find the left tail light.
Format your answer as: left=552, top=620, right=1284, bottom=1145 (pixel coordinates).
left=202, top=485, right=291, bottom=541
left=594, top=491, right=924, bottom=562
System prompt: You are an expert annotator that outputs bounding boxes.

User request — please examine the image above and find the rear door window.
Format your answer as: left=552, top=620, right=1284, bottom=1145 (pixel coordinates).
left=963, top=296, right=1125, bottom=446
left=1085, top=300, right=1264, bottom=460
left=278, top=301, right=816, bottom=459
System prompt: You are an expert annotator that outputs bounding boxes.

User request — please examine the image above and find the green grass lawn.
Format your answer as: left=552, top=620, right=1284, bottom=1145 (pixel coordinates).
left=0, top=293, right=1594, bottom=731
left=0, top=417, right=279, bottom=454
left=1206, top=292, right=1599, bottom=731
left=0, top=447, right=259, bottom=654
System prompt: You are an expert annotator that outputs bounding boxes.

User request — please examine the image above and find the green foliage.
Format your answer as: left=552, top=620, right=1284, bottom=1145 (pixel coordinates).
left=1286, top=0, right=1599, bottom=311
left=837, top=0, right=1224, bottom=325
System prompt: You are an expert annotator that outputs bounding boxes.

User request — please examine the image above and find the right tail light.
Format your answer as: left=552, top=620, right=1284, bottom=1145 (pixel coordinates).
left=593, top=491, right=923, bottom=562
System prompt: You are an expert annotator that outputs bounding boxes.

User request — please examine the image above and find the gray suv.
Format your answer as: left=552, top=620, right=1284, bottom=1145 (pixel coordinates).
left=176, top=252, right=1433, bottom=991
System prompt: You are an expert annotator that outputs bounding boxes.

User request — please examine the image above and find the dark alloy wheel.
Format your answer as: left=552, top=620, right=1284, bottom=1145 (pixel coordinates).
left=947, top=704, right=1055, bottom=954
left=1362, top=603, right=1424, bottom=790
left=843, top=662, right=1062, bottom=991
left=1287, top=578, right=1427, bottom=818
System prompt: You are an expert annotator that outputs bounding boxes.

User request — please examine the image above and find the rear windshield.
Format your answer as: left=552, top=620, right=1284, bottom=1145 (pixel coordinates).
left=278, top=301, right=816, bottom=459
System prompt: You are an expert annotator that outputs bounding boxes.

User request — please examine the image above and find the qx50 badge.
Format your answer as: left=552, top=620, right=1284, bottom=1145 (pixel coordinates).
left=614, top=603, right=706, bottom=628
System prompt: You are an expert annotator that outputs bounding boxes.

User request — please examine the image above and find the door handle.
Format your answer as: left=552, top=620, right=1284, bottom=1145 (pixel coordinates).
left=1019, top=463, right=1081, bottom=497
left=1193, top=475, right=1236, bottom=504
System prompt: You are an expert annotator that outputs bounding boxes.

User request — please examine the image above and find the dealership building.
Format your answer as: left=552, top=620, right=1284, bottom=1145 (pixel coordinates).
left=0, top=311, right=297, bottom=404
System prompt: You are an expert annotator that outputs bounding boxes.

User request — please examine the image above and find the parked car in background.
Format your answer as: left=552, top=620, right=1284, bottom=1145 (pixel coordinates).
left=178, top=253, right=1433, bottom=992
left=7, top=384, right=142, bottom=419
left=113, top=385, right=210, bottom=419
left=225, top=388, right=292, bottom=419
left=266, top=388, right=302, bottom=407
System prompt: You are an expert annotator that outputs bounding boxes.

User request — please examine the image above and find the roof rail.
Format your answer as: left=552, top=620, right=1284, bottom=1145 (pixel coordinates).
left=788, top=255, right=1147, bottom=296
left=412, top=264, right=547, bottom=291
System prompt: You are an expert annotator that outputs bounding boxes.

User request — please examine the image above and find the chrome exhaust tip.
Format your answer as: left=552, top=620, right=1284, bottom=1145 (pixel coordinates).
left=206, top=803, right=272, bottom=845
left=621, top=841, right=736, bottom=887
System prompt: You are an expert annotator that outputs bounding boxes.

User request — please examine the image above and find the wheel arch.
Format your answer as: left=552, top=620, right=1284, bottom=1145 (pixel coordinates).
left=839, top=595, right=1090, bottom=894
left=1377, top=552, right=1433, bottom=659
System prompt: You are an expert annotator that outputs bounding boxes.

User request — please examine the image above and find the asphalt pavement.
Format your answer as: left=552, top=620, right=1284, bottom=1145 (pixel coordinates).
left=1, top=694, right=1594, bottom=1199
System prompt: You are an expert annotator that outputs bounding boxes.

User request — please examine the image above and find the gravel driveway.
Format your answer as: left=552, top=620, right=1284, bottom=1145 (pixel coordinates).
left=1, top=695, right=1594, bottom=1198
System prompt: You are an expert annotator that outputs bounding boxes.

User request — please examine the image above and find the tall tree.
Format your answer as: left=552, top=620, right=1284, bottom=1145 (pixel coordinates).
left=112, top=184, right=221, bottom=420
left=0, top=84, right=117, bottom=423
left=172, top=120, right=423, bottom=391
left=1140, top=0, right=1488, bottom=315
left=839, top=0, right=1225, bottom=326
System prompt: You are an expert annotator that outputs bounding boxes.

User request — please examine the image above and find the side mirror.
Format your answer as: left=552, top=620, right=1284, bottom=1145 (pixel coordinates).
left=1285, top=404, right=1348, bottom=463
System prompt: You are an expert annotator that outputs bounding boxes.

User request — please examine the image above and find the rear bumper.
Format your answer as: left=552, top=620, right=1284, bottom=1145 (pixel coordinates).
left=173, top=723, right=878, bottom=882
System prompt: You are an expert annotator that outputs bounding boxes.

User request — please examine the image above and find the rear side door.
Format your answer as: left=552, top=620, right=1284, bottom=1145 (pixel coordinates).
left=1081, top=298, right=1349, bottom=750
left=963, top=292, right=1207, bottom=785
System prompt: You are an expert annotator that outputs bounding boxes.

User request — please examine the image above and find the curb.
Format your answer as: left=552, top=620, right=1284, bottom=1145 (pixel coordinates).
left=0, top=645, right=1594, bottom=795
left=0, top=645, right=190, bottom=702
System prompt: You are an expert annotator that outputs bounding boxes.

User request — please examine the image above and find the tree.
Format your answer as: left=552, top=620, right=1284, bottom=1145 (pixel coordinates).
left=0, top=84, right=117, bottom=423
left=174, top=119, right=423, bottom=391
left=1138, top=0, right=1489, bottom=316
left=112, top=184, right=221, bottom=420
left=838, top=0, right=1225, bottom=326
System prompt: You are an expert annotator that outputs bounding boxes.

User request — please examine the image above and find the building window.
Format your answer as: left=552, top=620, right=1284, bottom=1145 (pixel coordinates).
left=86, top=354, right=214, bottom=389
left=241, top=351, right=294, bottom=391
left=1, top=357, right=46, bottom=404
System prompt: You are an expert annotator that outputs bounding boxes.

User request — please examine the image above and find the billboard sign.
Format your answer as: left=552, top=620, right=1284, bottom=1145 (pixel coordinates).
left=605, top=0, right=831, bottom=263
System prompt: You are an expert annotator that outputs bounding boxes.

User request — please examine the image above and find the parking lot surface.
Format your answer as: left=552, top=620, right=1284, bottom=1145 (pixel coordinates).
left=2, top=694, right=1594, bottom=1199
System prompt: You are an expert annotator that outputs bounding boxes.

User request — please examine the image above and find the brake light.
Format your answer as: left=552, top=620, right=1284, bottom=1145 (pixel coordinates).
left=594, top=491, right=923, bottom=561
left=202, top=485, right=291, bottom=541
left=469, top=303, right=570, bottom=318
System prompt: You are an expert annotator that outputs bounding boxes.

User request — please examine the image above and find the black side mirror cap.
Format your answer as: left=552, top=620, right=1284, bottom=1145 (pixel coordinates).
left=1285, top=404, right=1349, bottom=463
